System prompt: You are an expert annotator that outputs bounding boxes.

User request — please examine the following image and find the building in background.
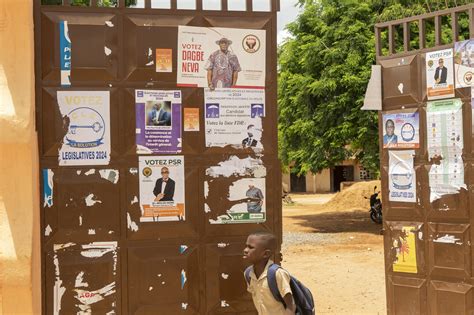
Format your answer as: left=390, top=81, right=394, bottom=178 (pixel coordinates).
left=282, top=159, right=375, bottom=193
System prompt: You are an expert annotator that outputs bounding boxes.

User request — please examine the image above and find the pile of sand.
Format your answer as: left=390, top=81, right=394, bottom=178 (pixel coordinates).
left=324, top=180, right=381, bottom=211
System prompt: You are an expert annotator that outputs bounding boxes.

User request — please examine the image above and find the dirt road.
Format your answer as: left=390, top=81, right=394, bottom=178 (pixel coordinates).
left=281, top=190, right=386, bottom=314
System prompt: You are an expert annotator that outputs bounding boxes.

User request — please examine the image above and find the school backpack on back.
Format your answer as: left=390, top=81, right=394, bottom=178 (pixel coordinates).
left=245, top=264, right=316, bottom=315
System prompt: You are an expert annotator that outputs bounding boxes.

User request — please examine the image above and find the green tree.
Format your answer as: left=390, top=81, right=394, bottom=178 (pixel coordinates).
left=278, top=0, right=471, bottom=176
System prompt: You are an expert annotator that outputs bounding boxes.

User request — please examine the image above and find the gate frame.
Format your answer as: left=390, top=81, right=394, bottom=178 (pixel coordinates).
left=33, top=0, right=281, bottom=314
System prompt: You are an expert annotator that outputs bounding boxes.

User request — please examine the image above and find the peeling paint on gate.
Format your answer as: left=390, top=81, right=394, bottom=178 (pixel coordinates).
left=52, top=242, right=118, bottom=314
left=206, top=156, right=267, bottom=224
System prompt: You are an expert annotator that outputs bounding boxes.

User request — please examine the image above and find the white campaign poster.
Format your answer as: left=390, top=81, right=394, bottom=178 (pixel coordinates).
left=177, top=26, right=266, bottom=88
left=139, top=156, right=185, bottom=222
left=204, top=88, right=264, bottom=149
left=454, top=39, right=474, bottom=88
left=57, top=91, right=110, bottom=166
left=427, top=99, right=466, bottom=202
left=425, top=48, right=455, bottom=100
left=205, top=156, right=266, bottom=224
left=382, top=111, right=420, bottom=149
left=389, top=150, right=416, bottom=203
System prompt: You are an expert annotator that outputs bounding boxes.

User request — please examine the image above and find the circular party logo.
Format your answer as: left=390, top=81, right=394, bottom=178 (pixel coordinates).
left=242, top=35, right=261, bottom=53
left=401, top=122, right=415, bottom=142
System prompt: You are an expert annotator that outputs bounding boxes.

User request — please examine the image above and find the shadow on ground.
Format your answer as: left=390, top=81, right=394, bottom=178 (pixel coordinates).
left=290, top=209, right=382, bottom=235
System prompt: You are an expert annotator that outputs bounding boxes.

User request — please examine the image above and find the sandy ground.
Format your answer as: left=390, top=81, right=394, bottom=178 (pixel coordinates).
left=281, top=188, right=386, bottom=314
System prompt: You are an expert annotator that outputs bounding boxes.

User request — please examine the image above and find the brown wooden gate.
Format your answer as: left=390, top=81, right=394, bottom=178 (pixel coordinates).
left=34, top=1, right=281, bottom=313
left=376, top=4, right=474, bottom=314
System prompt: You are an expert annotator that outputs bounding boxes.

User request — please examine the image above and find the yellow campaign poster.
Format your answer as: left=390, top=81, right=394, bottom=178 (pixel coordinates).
left=156, top=49, right=172, bottom=73
left=393, top=226, right=418, bottom=273
left=184, top=108, right=200, bottom=132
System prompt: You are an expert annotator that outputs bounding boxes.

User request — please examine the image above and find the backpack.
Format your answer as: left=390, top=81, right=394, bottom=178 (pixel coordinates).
left=245, top=263, right=315, bottom=315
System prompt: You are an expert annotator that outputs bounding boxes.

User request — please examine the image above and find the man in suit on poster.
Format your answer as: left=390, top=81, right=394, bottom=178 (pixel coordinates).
left=434, top=58, right=448, bottom=84
left=242, top=124, right=258, bottom=148
left=153, top=167, right=175, bottom=202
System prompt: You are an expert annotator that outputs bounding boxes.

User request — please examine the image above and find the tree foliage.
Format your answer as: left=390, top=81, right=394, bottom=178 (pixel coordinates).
left=278, top=0, right=472, bottom=176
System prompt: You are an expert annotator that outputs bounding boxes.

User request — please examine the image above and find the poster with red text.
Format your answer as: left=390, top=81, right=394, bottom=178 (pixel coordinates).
left=177, top=26, right=266, bottom=88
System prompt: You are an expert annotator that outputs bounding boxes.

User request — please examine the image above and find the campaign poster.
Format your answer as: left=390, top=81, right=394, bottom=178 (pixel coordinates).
left=454, top=39, right=474, bottom=87
left=57, top=91, right=110, bottom=166
left=59, top=20, right=71, bottom=87
left=184, top=108, right=200, bottom=132
left=382, top=111, right=420, bottom=148
left=389, top=150, right=416, bottom=203
left=156, top=49, right=172, bottom=73
left=177, top=26, right=266, bottom=88
left=425, top=48, right=455, bottom=100
left=392, top=226, right=418, bottom=274
left=427, top=99, right=465, bottom=202
left=135, top=90, right=182, bottom=154
left=204, top=88, right=265, bottom=149
left=205, top=156, right=266, bottom=224
left=138, top=156, right=185, bottom=222
left=472, top=89, right=474, bottom=136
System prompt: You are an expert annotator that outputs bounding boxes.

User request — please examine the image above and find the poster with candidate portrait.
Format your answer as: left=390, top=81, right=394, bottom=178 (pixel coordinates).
left=57, top=91, right=110, bottom=166
left=136, top=90, right=182, bottom=154
left=382, top=111, right=420, bottom=148
left=426, top=48, right=455, bottom=100
left=177, top=26, right=266, bottom=88
left=204, top=88, right=265, bottom=149
left=389, top=150, right=416, bottom=203
left=454, top=39, right=474, bottom=88
left=205, top=156, right=266, bottom=224
left=138, top=156, right=185, bottom=222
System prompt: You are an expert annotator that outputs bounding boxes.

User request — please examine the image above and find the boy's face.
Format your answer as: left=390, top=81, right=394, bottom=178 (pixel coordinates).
left=243, top=235, right=269, bottom=264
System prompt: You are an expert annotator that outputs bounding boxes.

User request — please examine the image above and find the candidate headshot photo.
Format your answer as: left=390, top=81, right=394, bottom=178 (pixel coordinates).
left=205, top=37, right=242, bottom=90
left=246, top=181, right=264, bottom=213
left=383, top=119, right=398, bottom=147
left=153, top=166, right=175, bottom=202
left=434, top=58, right=448, bottom=84
left=242, top=124, right=258, bottom=148
left=146, top=101, right=172, bottom=127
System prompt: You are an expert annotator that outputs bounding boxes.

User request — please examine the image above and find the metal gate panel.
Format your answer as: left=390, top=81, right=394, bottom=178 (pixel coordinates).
left=428, top=280, right=473, bottom=315
left=204, top=242, right=255, bottom=314
left=45, top=242, right=121, bottom=314
left=386, top=275, right=427, bottom=315
left=376, top=4, right=474, bottom=313
left=35, top=1, right=281, bottom=314
left=40, top=11, right=120, bottom=84
left=127, top=244, right=200, bottom=314
left=44, top=167, right=122, bottom=240
left=380, top=55, right=421, bottom=107
left=427, top=223, right=471, bottom=279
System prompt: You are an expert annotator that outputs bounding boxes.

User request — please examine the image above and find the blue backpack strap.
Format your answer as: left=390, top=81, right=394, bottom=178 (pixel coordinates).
left=267, top=264, right=286, bottom=307
left=244, top=266, right=252, bottom=285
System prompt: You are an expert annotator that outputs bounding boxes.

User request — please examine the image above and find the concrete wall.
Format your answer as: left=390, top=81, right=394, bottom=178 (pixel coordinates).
left=282, top=172, right=290, bottom=193
left=314, top=168, right=332, bottom=192
left=282, top=160, right=369, bottom=193
left=0, top=0, right=40, bottom=314
left=305, top=173, right=316, bottom=193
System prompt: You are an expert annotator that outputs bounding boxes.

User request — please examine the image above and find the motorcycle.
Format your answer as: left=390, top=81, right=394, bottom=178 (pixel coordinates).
left=365, top=186, right=382, bottom=224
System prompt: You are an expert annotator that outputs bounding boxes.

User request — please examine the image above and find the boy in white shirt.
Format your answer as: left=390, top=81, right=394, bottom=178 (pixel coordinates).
left=243, top=231, right=296, bottom=315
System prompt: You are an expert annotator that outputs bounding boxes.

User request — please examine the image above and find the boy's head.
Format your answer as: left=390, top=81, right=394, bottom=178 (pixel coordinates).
left=243, top=231, right=277, bottom=265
